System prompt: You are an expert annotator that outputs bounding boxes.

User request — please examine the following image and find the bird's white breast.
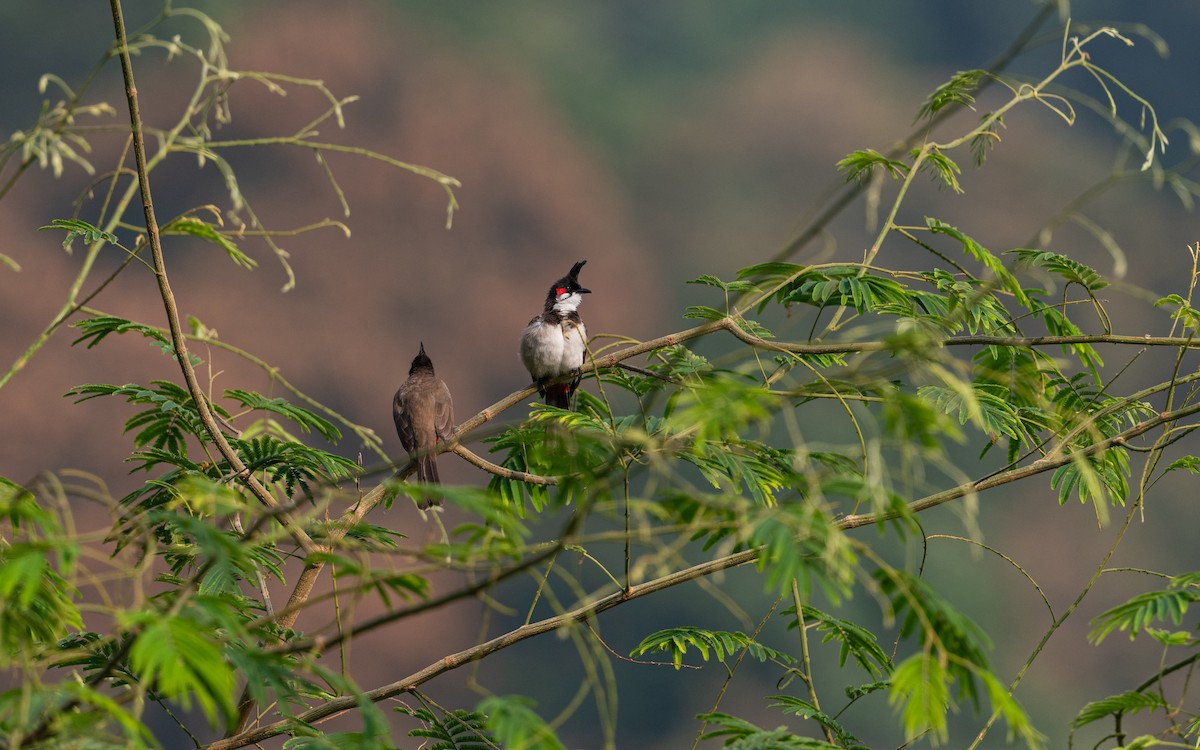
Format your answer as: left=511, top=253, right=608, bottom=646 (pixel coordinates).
left=521, top=318, right=587, bottom=378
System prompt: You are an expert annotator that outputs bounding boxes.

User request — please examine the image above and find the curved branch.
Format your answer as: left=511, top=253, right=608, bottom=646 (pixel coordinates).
left=452, top=444, right=557, bottom=485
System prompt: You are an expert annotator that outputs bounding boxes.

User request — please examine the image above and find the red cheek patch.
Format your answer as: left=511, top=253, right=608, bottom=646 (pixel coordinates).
left=556, top=287, right=567, bottom=295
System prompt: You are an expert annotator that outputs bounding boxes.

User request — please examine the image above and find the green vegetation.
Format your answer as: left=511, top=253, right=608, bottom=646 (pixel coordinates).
left=2, top=3, right=1199, bottom=749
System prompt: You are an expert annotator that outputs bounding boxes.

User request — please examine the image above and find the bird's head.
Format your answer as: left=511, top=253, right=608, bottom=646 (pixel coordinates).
left=546, top=259, right=591, bottom=313
left=409, top=342, right=435, bottom=374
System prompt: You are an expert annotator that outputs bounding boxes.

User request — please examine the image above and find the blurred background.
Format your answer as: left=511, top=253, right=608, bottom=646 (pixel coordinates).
left=2, top=1, right=1200, bottom=747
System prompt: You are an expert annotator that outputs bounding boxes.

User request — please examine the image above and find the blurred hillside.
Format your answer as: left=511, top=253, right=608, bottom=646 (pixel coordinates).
left=2, top=2, right=1200, bottom=747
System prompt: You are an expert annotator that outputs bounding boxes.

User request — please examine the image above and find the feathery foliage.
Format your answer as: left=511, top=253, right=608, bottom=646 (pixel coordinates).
left=1, top=5, right=1198, bottom=750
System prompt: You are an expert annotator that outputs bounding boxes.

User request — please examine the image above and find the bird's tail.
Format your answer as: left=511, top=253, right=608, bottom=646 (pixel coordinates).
left=542, top=379, right=579, bottom=410
left=416, top=453, right=441, bottom=509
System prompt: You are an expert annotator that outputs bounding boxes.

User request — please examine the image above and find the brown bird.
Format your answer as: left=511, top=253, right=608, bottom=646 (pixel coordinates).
left=393, top=342, right=454, bottom=509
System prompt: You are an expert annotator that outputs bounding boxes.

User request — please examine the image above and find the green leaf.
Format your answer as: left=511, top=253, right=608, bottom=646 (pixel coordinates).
left=681, top=438, right=795, bottom=507
left=889, top=652, right=951, bottom=745
left=1089, top=577, right=1200, bottom=643
left=698, top=712, right=844, bottom=748
left=72, top=315, right=171, bottom=350
left=1043, top=378, right=1148, bottom=512
left=66, top=380, right=216, bottom=457
left=650, top=345, right=713, bottom=380
left=38, top=218, right=119, bottom=251
left=1166, top=455, right=1200, bottom=474
left=1071, top=691, right=1169, bottom=729
left=55, top=680, right=160, bottom=748
left=285, top=681, right=391, bottom=748
left=926, top=218, right=1030, bottom=307
left=420, top=484, right=533, bottom=563
left=919, top=382, right=1026, bottom=445
left=127, top=612, right=237, bottom=728
left=971, top=113, right=1005, bottom=166
left=229, top=646, right=323, bottom=717
left=163, top=215, right=257, bottom=270
left=784, top=605, right=891, bottom=679
left=916, top=70, right=987, bottom=120
left=1154, top=294, right=1200, bottom=332
left=0, top=545, right=83, bottom=653
left=751, top=504, right=856, bottom=599
left=688, top=273, right=759, bottom=294
left=836, top=149, right=910, bottom=184
left=0, top=491, right=83, bottom=653
left=479, top=695, right=567, bottom=750
left=978, top=669, right=1044, bottom=748
left=877, top=569, right=992, bottom=711
left=225, top=390, right=343, bottom=443
left=630, top=627, right=796, bottom=670
left=918, top=147, right=963, bottom=193
left=774, top=266, right=912, bottom=316
left=737, top=262, right=806, bottom=280
left=915, top=269, right=1018, bottom=335
left=400, top=706, right=495, bottom=749
left=684, top=305, right=730, bottom=322
left=230, top=435, right=359, bottom=499
left=768, top=695, right=866, bottom=748
left=1010, top=248, right=1109, bottom=291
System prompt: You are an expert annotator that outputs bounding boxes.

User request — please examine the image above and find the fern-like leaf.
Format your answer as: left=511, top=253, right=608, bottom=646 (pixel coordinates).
left=783, top=606, right=891, bottom=679
left=877, top=570, right=992, bottom=711
left=38, top=218, right=119, bottom=251
left=630, top=626, right=796, bottom=670
left=916, top=69, right=986, bottom=120
left=401, top=707, right=496, bottom=750
left=225, top=390, right=342, bottom=443
left=688, top=273, right=760, bottom=294
left=478, top=695, right=567, bottom=750
left=1010, top=248, right=1108, bottom=292
left=1071, top=690, right=1169, bottom=729
left=125, top=611, right=237, bottom=728
left=768, top=695, right=866, bottom=748
left=698, top=712, right=844, bottom=749
left=836, top=149, right=910, bottom=184
left=162, top=215, right=257, bottom=270
left=917, top=147, right=963, bottom=193
left=926, top=218, right=1029, bottom=306
left=1089, top=577, right=1200, bottom=643
left=72, top=315, right=171, bottom=349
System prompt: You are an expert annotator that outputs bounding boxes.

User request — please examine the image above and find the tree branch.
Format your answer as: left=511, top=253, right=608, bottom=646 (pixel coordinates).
left=109, top=0, right=318, bottom=557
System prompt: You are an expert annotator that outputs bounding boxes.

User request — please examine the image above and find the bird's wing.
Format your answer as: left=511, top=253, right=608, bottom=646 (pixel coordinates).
left=435, top=380, right=454, bottom=441
left=393, top=388, right=417, bottom=453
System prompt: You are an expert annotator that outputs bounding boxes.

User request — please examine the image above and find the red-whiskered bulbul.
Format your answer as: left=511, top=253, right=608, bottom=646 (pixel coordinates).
left=393, top=342, right=454, bottom=509
left=520, top=260, right=591, bottom=409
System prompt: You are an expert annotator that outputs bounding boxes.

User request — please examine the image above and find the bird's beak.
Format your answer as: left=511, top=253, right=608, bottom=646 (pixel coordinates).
left=577, top=287, right=592, bottom=294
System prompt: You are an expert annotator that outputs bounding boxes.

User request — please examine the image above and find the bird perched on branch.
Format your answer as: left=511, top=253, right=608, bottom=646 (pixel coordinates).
left=519, top=260, right=591, bottom=409
left=393, top=342, right=454, bottom=509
